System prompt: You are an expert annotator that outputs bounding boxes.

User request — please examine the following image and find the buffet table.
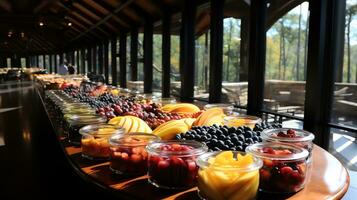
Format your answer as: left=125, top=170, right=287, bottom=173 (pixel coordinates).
left=53, top=119, right=350, bottom=200
left=35, top=76, right=350, bottom=200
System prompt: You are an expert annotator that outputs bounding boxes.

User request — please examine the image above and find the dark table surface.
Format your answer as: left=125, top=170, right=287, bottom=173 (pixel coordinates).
left=0, top=81, right=115, bottom=199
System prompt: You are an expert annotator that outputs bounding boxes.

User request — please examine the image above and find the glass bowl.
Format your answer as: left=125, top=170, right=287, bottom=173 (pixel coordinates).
left=224, top=115, right=262, bottom=129
left=261, top=128, right=314, bottom=161
left=79, top=124, right=125, bottom=160
left=109, top=133, right=160, bottom=175
left=246, top=142, right=309, bottom=193
left=65, top=114, right=107, bottom=145
left=204, top=103, right=234, bottom=115
left=146, top=140, right=208, bottom=189
left=197, top=151, right=262, bottom=200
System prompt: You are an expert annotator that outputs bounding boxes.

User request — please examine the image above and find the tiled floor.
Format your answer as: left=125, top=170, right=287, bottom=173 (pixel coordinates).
left=329, top=133, right=357, bottom=199
left=343, top=170, right=357, bottom=200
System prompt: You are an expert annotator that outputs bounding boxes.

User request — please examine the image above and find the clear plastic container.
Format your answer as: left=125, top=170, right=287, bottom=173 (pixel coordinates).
left=146, top=140, right=208, bottom=189
left=197, top=151, right=262, bottom=200
left=79, top=124, right=125, bottom=160
left=246, top=142, right=309, bottom=193
left=65, top=114, right=107, bottom=145
left=261, top=128, right=315, bottom=161
left=204, top=103, right=234, bottom=115
left=109, top=133, right=160, bottom=175
left=224, top=115, right=262, bottom=129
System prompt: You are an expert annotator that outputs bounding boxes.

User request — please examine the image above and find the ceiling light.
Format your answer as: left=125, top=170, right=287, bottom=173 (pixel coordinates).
left=21, top=32, right=25, bottom=38
left=39, top=21, right=44, bottom=26
left=67, top=22, right=72, bottom=26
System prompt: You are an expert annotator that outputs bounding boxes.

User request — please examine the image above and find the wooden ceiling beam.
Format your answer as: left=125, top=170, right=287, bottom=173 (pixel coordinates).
left=71, top=0, right=135, bottom=41
left=86, top=0, right=137, bottom=28
left=57, top=2, right=109, bottom=38
left=74, top=1, right=124, bottom=32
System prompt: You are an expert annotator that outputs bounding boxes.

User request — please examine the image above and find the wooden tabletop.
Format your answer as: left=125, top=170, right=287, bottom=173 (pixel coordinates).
left=62, top=141, right=350, bottom=200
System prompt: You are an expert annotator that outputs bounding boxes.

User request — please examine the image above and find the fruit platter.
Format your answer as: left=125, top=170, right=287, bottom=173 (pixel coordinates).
left=42, top=82, right=349, bottom=200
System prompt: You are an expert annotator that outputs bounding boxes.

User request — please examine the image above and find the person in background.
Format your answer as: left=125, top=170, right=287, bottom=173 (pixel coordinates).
left=68, top=64, right=75, bottom=74
left=58, top=61, right=68, bottom=75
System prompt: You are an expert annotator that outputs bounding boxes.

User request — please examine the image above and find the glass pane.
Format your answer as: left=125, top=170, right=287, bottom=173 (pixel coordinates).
left=138, top=33, right=144, bottom=81
left=264, top=2, right=309, bottom=118
left=153, top=34, right=162, bottom=92
left=21, top=58, right=26, bottom=68
left=331, top=0, right=357, bottom=129
left=38, top=56, right=44, bottom=68
left=6, top=58, right=11, bottom=68
left=108, top=41, right=112, bottom=84
left=194, top=32, right=209, bottom=100
left=171, top=35, right=180, bottom=96
left=127, top=35, right=131, bottom=83
left=222, top=17, right=246, bottom=106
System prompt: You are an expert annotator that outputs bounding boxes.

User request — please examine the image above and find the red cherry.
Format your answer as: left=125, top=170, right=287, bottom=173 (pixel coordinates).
left=280, top=166, right=293, bottom=176
left=157, top=160, right=170, bottom=169
left=287, top=129, right=296, bottom=135
left=260, top=169, right=271, bottom=180
left=186, top=160, right=197, bottom=171
left=262, top=147, right=275, bottom=154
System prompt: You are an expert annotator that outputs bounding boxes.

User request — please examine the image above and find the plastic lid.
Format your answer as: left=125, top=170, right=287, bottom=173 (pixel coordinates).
left=245, top=142, right=309, bottom=161
left=79, top=124, right=124, bottom=137
left=197, top=151, right=263, bottom=172
left=261, top=128, right=315, bottom=142
left=109, top=132, right=160, bottom=147
left=146, top=140, right=208, bottom=156
left=66, top=114, right=107, bottom=125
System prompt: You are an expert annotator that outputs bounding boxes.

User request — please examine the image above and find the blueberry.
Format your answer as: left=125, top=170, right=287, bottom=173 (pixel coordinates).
left=246, top=138, right=254, bottom=144
left=244, top=131, right=253, bottom=138
left=218, top=134, right=226, bottom=140
left=228, top=127, right=236, bottom=133
left=238, top=135, right=245, bottom=141
left=212, top=135, right=218, bottom=139
left=213, top=147, right=221, bottom=151
left=175, top=134, right=181, bottom=139
left=216, top=129, right=223, bottom=135
left=252, top=136, right=259, bottom=142
left=191, top=130, right=197, bottom=135
left=230, top=133, right=238, bottom=138
left=221, top=128, right=228, bottom=135
left=201, top=131, right=208, bottom=135
left=211, top=138, right=218, bottom=145
left=206, top=134, right=212, bottom=140
left=244, top=126, right=252, bottom=132
left=236, top=129, right=243, bottom=135
left=236, top=146, right=243, bottom=151
left=223, top=125, right=229, bottom=129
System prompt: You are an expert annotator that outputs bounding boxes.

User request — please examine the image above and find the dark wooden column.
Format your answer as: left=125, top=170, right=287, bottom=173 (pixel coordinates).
left=26, top=56, right=30, bottom=67
left=247, top=0, right=267, bottom=116
left=43, top=55, right=46, bottom=69
left=36, top=55, right=40, bottom=67
left=131, top=29, right=138, bottom=81
left=240, top=17, right=250, bottom=82
left=111, top=37, right=118, bottom=86
left=304, top=0, right=346, bottom=149
left=81, top=48, right=86, bottom=74
left=92, top=46, right=97, bottom=74
left=209, top=0, right=225, bottom=103
left=98, top=43, right=104, bottom=74
left=162, top=11, right=171, bottom=98
left=104, top=41, right=109, bottom=84
left=86, top=48, right=91, bottom=74
left=49, top=55, right=53, bottom=73
left=144, top=21, right=153, bottom=93
left=76, top=50, right=80, bottom=74
left=120, top=34, right=127, bottom=88
left=54, top=54, right=58, bottom=73
left=180, top=0, right=196, bottom=102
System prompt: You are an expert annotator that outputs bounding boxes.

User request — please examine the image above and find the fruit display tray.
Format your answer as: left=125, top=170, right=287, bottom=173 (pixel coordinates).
left=58, top=136, right=349, bottom=200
